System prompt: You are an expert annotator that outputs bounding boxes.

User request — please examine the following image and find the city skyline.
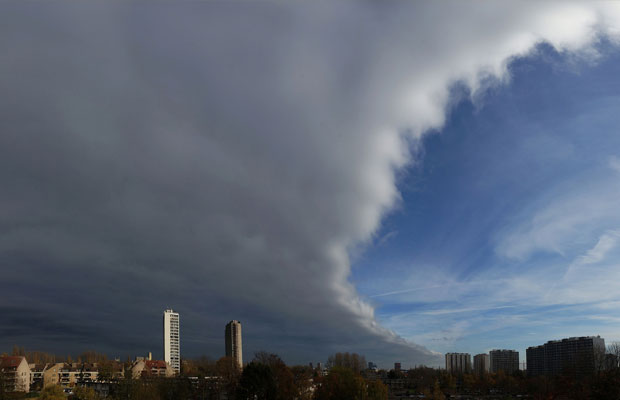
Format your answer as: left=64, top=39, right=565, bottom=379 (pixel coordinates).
left=3, top=2, right=620, bottom=368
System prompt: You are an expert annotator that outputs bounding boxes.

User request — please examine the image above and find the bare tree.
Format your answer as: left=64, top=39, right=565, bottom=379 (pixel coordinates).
left=326, top=352, right=367, bottom=374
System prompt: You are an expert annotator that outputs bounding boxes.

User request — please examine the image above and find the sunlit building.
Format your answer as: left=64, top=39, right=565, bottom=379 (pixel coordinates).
left=225, top=320, right=243, bottom=369
left=163, top=309, right=180, bottom=373
left=0, top=356, right=30, bottom=392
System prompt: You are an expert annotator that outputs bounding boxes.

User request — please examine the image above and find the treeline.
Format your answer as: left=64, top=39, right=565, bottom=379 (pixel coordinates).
left=383, top=365, right=620, bottom=399
left=172, top=352, right=387, bottom=400
left=5, top=346, right=111, bottom=364
left=100, top=352, right=385, bottom=400
left=326, top=352, right=366, bottom=374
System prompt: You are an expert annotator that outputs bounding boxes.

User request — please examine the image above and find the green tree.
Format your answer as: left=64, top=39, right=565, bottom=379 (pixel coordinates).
left=236, top=362, right=277, bottom=400
left=40, top=385, right=67, bottom=400
left=314, top=367, right=366, bottom=400
left=72, top=386, right=101, bottom=400
left=252, top=352, right=296, bottom=400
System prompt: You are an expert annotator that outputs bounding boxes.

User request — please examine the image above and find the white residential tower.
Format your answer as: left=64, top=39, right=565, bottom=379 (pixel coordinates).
left=163, top=309, right=180, bottom=373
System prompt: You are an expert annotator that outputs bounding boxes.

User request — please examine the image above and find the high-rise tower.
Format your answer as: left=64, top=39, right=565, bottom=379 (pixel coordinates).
left=225, top=320, right=242, bottom=369
left=163, top=309, right=180, bottom=373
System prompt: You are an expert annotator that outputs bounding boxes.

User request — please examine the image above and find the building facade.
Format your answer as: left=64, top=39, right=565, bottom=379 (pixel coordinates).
left=526, top=336, right=605, bottom=377
left=473, top=353, right=490, bottom=375
left=225, top=320, right=243, bottom=369
left=526, top=345, right=545, bottom=377
left=490, top=349, right=519, bottom=374
left=131, top=360, right=174, bottom=378
left=163, top=309, right=180, bottom=373
left=0, top=356, right=31, bottom=392
left=445, top=353, right=471, bottom=374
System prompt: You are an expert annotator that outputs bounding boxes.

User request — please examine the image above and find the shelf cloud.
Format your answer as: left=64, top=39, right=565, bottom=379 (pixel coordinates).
left=1, top=1, right=619, bottom=366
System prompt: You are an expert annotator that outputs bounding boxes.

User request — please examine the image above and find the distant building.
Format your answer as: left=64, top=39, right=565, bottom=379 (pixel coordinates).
left=225, top=320, right=243, bottom=369
left=526, top=345, right=545, bottom=377
left=29, top=363, right=45, bottom=390
left=473, top=354, right=490, bottom=375
left=0, top=356, right=30, bottom=392
left=163, top=309, right=180, bottom=373
left=368, top=361, right=378, bottom=371
left=56, top=363, right=100, bottom=388
left=490, top=349, right=519, bottom=374
left=526, top=336, right=605, bottom=377
left=131, top=360, right=175, bottom=378
left=40, top=363, right=64, bottom=388
left=445, top=353, right=471, bottom=374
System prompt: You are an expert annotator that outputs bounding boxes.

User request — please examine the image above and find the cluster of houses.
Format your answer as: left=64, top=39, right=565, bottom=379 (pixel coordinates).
left=0, top=354, right=175, bottom=393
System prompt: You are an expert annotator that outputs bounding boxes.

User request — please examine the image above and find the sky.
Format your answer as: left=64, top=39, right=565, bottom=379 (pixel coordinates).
left=1, top=1, right=620, bottom=368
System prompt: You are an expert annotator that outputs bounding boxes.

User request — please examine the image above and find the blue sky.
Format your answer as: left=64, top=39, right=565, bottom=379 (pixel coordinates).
left=353, top=42, right=620, bottom=366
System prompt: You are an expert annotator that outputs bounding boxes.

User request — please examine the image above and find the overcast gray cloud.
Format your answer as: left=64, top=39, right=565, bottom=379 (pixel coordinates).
left=1, top=2, right=619, bottom=367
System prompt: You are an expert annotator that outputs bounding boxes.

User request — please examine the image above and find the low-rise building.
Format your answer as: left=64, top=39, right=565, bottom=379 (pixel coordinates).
left=29, top=363, right=46, bottom=391
left=41, top=363, right=64, bottom=387
left=0, top=356, right=31, bottom=392
left=131, top=360, right=175, bottom=378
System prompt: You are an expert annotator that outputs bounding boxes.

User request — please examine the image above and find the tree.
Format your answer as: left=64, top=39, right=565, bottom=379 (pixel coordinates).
left=40, top=385, right=67, bottom=400
left=236, top=362, right=277, bottom=400
left=72, top=386, right=101, bottom=400
left=252, top=352, right=296, bottom=400
left=607, top=342, right=620, bottom=370
left=314, top=367, right=366, bottom=400
left=11, top=346, right=25, bottom=357
left=326, top=353, right=366, bottom=374
left=97, top=360, right=114, bottom=382
left=366, top=380, right=388, bottom=400
left=216, top=356, right=241, bottom=399
left=78, top=351, right=109, bottom=364
left=433, top=380, right=446, bottom=400
left=0, top=371, right=7, bottom=400
left=291, top=365, right=314, bottom=400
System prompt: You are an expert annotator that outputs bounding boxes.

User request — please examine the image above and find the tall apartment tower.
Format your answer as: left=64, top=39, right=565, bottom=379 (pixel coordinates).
left=163, top=309, right=180, bottom=373
left=473, top=353, right=490, bottom=375
left=490, top=349, right=519, bottom=374
left=225, top=320, right=243, bottom=369
left=526, top=336, right=605, bottom=377
left=445, top=353, right=471, bottom=374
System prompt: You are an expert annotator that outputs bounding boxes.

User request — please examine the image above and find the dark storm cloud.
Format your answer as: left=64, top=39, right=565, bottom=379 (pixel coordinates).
left=1, top=1, right=617, bottom=366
